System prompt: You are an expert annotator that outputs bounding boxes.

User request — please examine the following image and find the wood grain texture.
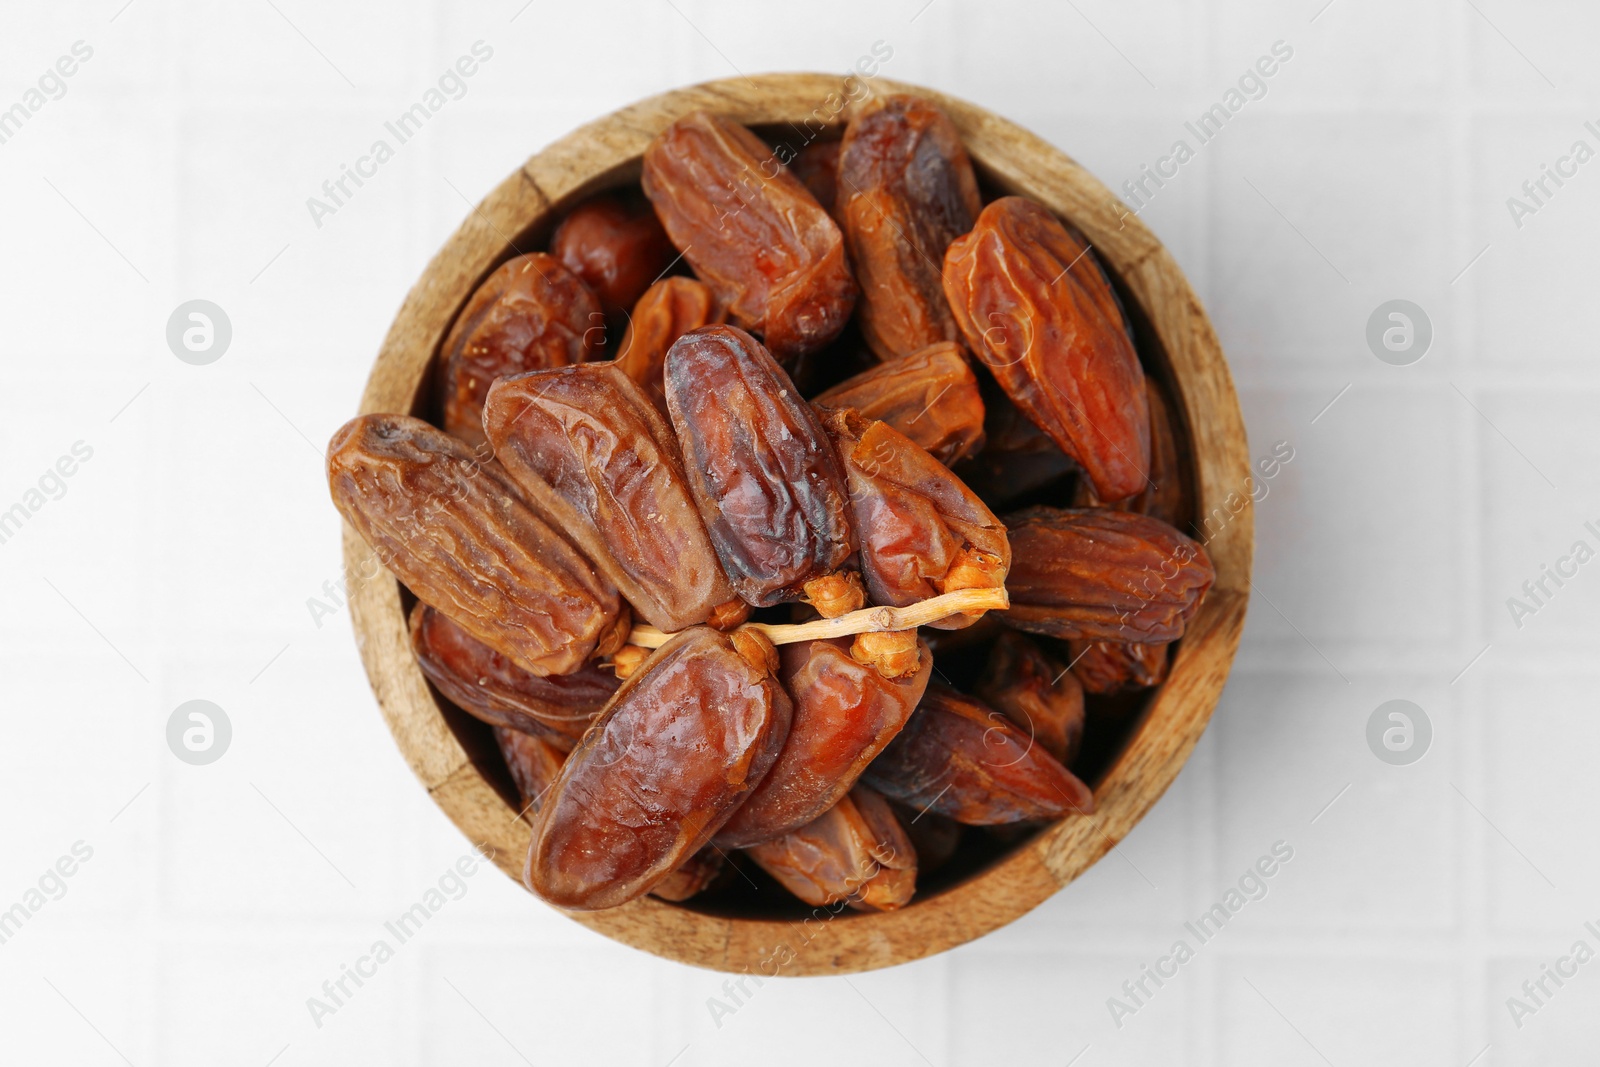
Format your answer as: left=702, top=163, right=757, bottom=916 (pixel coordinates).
left=341, top=73, right=1253, bottom=975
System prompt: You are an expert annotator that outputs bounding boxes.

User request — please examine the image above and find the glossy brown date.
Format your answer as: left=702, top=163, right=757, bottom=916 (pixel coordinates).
left=649, top=850, right=725, bottom=903
left=495, top=726, right=567, bottom=815
left=838, top=94, right=982, bottom=360
left=1074, top=377, right=1187, bottom=524
left=484, top=363, right=739, bottom=633
left=525, top=626, right=791, bottom=910
left=743, top=785, right=915, bottom=911
left=438, top=253, right=602, bottom=450
left=863, top=684, right=1094, bottom=825
left=665, top=325, right=856, bottom=609
left=822, top=407, right=1008, bottom=628
left=641, top=111, right=856, bottom=361
left=1068, top=638, right=1170, bottom=694
left=714, top=635, right=932, bottom=849
left=943, top=196, right=1150, bottom=501
left=549, top=190, right=677, bottom=320
left=975, top=631, right=1084, bottom=765
left=1002, top=506, right=1214, bottom=643
left=812, top=341, right=985, bottom=465
left=615, top=276, right=725, bottom=414
left=327, top=414, right=626, bottom=676
left=410, top=603, right=617, bottom=747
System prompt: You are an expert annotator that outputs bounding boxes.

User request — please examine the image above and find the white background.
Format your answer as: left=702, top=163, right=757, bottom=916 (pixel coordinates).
left=1, top=0, right=1596, bottom=1063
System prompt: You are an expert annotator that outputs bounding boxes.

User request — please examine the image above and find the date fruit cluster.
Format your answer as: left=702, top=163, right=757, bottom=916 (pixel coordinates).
left=329, top=93, right=1214, bottom=915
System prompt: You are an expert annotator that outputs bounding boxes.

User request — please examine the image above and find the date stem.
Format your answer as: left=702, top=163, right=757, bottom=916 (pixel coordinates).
left=626, top=587, right=1009, bottom=649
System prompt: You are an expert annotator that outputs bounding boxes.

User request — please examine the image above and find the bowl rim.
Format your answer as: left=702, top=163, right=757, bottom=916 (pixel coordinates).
left=342, top=72, right=1253, bottom=975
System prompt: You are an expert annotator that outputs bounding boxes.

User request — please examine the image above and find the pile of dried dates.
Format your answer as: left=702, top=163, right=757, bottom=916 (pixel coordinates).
left=328, top=94, right=1214, bottom=914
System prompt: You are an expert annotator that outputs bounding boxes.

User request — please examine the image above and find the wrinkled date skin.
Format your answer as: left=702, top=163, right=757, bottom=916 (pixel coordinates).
left=641, top=111, right=857, bottom=361
left=1068, top=638, right=1170, bottom=695
left=1003, top=506, right=1214, bottom=643
left=943, top=196, right=1151, bottom=501
left=715, top=636, right=932, bottom=849
left=526, top=627, right=791, bottom=910
left=410, top=603, right=617, bottom=747
left=953, top=382, right=1077, bottom=511
left=495, top=726, right=568, bottom=815
left=666, top=325, right=856, bottom=607
left=822, top=407, right=1008, bottom=628
left=328, top=415, right=626, bottom=676
left=1075, top=378, right=1187, bottom=524
left=788, top=139, right=841, bottom=216
left=744, top=785, right=915, bottom=911
left=549, top=190, right=677, bottom=320
left=438, top=253, right=603, bottom=449
left=615, top=277, right=726, bottom=414
left=838, top=94, right=982, bottom=360
left=864, top=684, right=1094, bottom=824
left=975, top=631, right=1085, bottom=765
left=484, top=363, right=738, bottom=632
left=813, top=341, right=985, bottom=465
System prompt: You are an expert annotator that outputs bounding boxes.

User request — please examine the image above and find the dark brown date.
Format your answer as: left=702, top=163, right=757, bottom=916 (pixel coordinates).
left=863, top=684, right=1094, bottom=825
left=438, top=253, right=602, bottom=449
left=975, top=631, right=1084, bottom=765
left=822, top=407, right=1007, bottom=628
left=495, top=726, right=567, bottom=815
left=1068, top=638, right=1169, bottom=694
left=715, top=635, right=932, bottom=849
left=1002, top=506, right=1214, bottom=643
left=787, top=139, right=841, bottom=216
left=549, top=190, right=677, bottom=320
left=888, top=799, right=962, bottom=875
left=641, top=112, right=856, bottom=361
left=943, top=196, right=1150, bottom=501
left=1074, top=377, right=1187, bottom=524
left=327, top=415, right=626, bottom=676
left=744, top=785, right=915, bottom=911
left=838, top=94, right=982, bottom=360
left=526, top=627, right=791, bottom=910
left=812, top=341, right=985, bottom=465
left=615, top=276, right=725, bottom=414
left=665, top=325, right=856, bottom=608
left=649, top=850, right=725, bottom=903
left=952, top=382, right=1078, bottom=511
left=410, top=603, right=617, bottom=747
left=484, top=363, right=738, bottom=632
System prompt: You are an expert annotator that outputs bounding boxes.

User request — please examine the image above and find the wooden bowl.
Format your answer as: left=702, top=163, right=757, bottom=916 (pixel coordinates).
left=343, top=73, right=1252, bottom=974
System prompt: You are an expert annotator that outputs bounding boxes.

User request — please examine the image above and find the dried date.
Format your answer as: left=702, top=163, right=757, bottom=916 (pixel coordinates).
left=484, top=362, right=740, bottom=632
left=1074, top=377, right=1186, bottom=523
left=410, top=603, right=617, bottom=747
left=1067, top=638, right=1169, bottom=694
left=615, top=276, right=725, bottom=414
left=549, top=190, right=676, bottom=320
left=328, top=414, right=626, bottom=676
left=649, top=850, right=725, bottom=903
left=1002, top=506, right=1213, bottom=643
left=813, top=341, right=985, bottom=465
left=665, top=325, right=857, bottom=610
left=526, top=627, right=791, bottom=910
left=787, top=139, right=841, bottom=216
left=943, top=196, right=1151, bottom=501
left=438, top=253, right=602, bottom=449
left=715, top=635, right=932, bottom=849
left=838, top=94, right=982, bottom=360
left=743, top=784, right=915, bottom=911
left=863, top=684, right=1094, bottom=824
left=975, top=631, right=1084, bottom=765
left=821, top=407, right=1007, bottom=628
left=641, top=112, right=856, bottom=361
left=495, top=726, right=567, bottom=815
